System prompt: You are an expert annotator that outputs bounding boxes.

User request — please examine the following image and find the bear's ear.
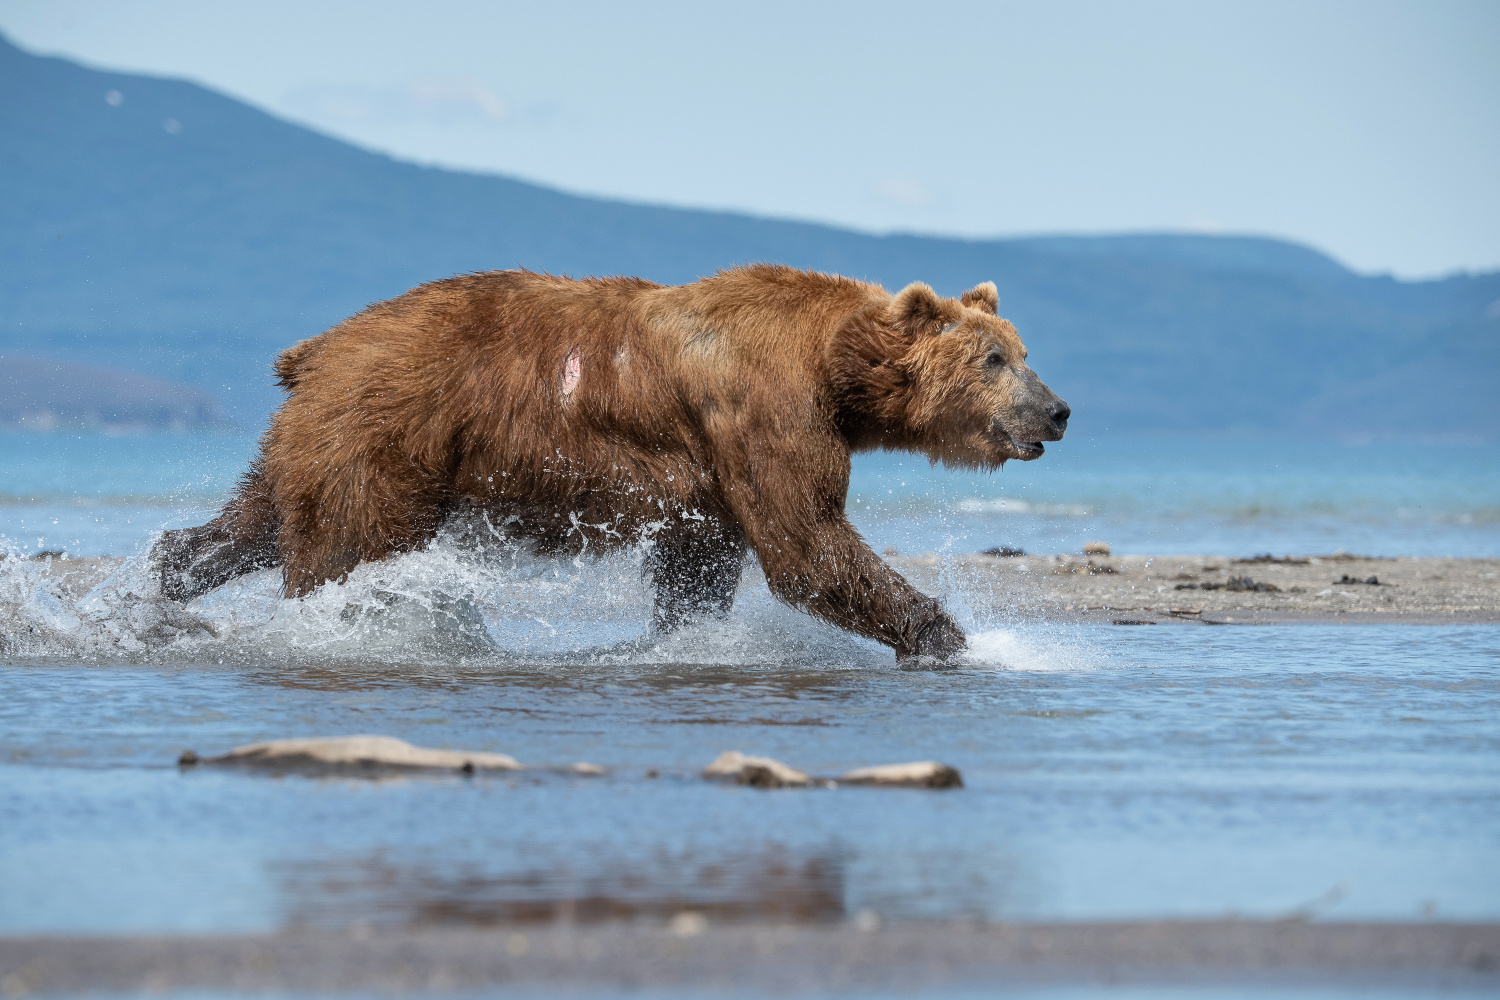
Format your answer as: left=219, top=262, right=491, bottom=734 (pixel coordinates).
left=889, top=282, right=951, bottom=337
left=960, top=281, right=999, bottom=315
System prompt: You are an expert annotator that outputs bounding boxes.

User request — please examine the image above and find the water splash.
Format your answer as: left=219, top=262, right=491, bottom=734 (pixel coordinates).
left=960, top=627, right=1106, bottom=672
left=0, top=520, right=1105, bottom=671
left=0, top=526, right=914, bottom=670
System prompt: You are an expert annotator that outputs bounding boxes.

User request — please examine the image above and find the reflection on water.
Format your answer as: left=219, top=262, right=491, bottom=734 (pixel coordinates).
left=279, top=846, right=848, bottom=927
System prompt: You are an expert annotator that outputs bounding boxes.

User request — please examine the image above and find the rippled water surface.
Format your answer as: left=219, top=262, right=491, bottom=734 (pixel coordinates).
left=0, top=431, right=1497, bottom=943
left=3, top=620, right=1497, bottom=933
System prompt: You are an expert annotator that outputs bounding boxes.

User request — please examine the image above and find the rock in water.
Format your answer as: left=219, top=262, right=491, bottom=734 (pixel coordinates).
left=567, top=762, right=606, bottom=776
left=703, top=750, right=811, bottom=788
left=840, top=761, right=963, bottom=788
left=188, top=735, right=522, bottom=773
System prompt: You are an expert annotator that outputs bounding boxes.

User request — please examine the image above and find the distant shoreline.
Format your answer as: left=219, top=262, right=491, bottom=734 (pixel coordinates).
left=0, top=353, right=231, bottom=433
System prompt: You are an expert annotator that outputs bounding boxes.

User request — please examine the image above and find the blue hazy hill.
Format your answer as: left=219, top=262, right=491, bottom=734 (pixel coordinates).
left=3, top=34, right=1497, bottom=434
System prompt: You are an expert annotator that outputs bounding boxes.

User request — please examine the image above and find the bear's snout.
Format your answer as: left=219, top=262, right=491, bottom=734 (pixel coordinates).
left=997, top=367, right=1068, bottom=452
left=1048, top=400, right=1071, bottom=435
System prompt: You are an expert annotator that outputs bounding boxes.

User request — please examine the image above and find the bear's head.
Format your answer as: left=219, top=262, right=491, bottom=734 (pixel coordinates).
left=836, top=280, right=1069, bottom=469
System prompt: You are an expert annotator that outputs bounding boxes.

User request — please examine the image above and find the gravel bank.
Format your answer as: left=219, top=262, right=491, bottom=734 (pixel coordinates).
left=5, top=552, right=1498, bottom=635
left=895, top=552, right=1500, bottom=624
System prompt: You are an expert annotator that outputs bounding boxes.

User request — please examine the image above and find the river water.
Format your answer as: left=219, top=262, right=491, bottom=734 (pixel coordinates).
left=0, top=432, right=1497, bottom=971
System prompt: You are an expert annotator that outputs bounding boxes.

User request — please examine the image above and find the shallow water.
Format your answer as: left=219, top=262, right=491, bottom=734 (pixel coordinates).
left=0, top=431, right=1497, bottom=951
left=3, top=431, right=1498, bottom=559
left=2, top=615, right=1497, bottom=933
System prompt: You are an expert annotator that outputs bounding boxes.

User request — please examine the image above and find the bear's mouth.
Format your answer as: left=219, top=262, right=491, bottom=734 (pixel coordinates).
left=993, top=429, right=1045, bottom=459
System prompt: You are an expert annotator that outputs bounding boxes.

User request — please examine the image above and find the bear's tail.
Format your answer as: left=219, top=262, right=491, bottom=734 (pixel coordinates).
left=156, top=459, right=281, bottom=602
left=273, top=338, right=318, bottom=391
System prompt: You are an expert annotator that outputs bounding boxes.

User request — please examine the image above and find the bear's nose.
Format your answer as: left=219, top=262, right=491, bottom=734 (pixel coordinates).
left=1048, top=401, right=1071, bottom=432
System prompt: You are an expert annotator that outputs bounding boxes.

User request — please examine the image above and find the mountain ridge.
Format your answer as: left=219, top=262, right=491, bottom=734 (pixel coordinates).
left=3, top=33, right=1496, bottom=434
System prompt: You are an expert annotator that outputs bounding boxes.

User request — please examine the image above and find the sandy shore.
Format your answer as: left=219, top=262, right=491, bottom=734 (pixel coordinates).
left=2, top=922, right=1496, bottom=993
left=895, top=552, right=1500, bottom=624
left=5, top=552, right=1500, bottom=629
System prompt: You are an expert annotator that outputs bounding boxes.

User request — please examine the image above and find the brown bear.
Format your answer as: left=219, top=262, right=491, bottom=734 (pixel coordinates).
left=156, top=265, right=1068, bottom=660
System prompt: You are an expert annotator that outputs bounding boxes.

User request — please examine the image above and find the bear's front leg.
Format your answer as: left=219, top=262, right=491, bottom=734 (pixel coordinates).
left=711, top=430, right=965, bottom=661
left=747, top=515, right=967, bottom=662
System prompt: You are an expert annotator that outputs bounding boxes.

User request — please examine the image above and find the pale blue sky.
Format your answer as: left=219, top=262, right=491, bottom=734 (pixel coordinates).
left=4, top=0, right=1497, bottom=277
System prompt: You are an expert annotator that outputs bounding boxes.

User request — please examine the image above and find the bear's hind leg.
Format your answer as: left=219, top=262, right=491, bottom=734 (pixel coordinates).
left=157, top=462, right=281, bottom=602
left=648, top=520, right=747, bottom=632
left=275, top=466, right=449, bottom=599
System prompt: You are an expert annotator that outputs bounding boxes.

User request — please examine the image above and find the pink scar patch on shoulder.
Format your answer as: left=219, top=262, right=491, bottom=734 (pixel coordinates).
left=561, top=348, right=582, bottom=398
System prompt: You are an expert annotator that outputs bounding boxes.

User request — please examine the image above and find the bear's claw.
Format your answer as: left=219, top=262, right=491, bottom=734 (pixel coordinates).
left=902, top=616, right=967, bottom=663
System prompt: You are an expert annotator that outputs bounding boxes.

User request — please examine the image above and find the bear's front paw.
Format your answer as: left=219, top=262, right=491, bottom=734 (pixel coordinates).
left=901, top=616, right=967, bottom=664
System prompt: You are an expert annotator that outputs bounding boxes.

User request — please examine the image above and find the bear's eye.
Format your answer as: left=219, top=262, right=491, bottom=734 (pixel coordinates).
left=984, top=351, right=1004, bottom=369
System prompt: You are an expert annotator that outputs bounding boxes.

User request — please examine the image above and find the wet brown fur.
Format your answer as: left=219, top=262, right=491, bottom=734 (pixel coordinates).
left=157, top=265, right=1067, bottom=659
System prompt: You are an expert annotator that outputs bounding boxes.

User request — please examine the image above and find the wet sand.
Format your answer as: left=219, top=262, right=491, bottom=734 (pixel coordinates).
left=3, top=922, right=1496, bottom=994
left=5, top=553, right=1499, bottom=634
left=896, top=552, right=1500, bottom=625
